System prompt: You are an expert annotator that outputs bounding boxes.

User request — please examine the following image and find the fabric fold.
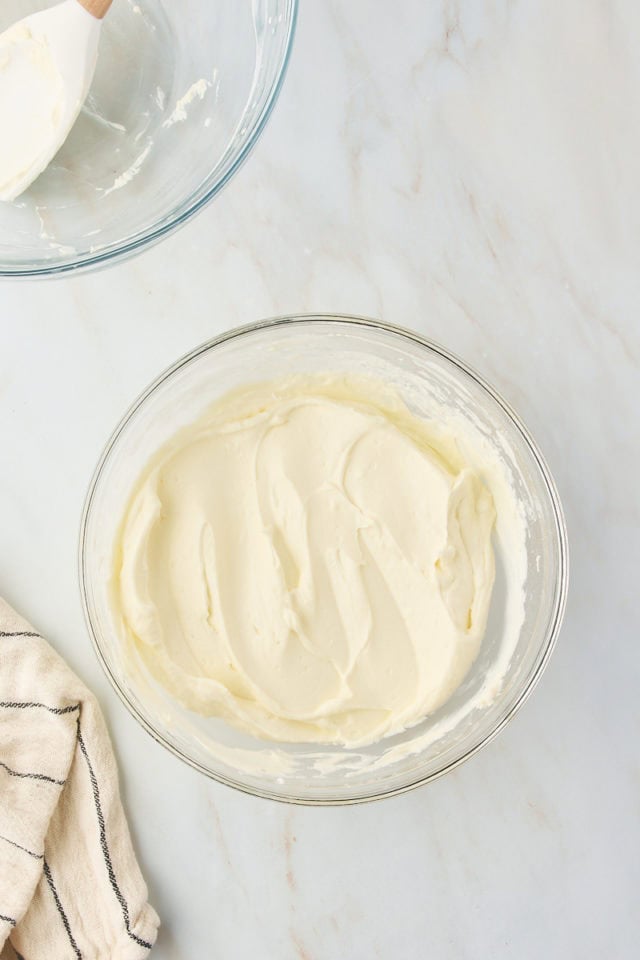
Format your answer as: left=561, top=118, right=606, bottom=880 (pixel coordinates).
left=0, top=598, right=159, bottom=959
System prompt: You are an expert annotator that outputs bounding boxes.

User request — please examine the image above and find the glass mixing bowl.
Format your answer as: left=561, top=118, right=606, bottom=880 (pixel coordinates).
left=80, top=316, right=568, bottom=804
left=0, top=0, right=297, bottom=277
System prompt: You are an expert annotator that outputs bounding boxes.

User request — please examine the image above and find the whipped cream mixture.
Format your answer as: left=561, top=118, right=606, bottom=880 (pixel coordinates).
left=0, top=24, right=63, bottom=201
left=114, top=378, right=497, bottom=747
left=0, top=1, right=100, bottom=201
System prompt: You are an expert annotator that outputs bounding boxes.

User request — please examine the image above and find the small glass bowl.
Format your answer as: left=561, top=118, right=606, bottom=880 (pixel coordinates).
left=80, top=316, right=568, bottom=804
left=0, top=0, right=297, bottom=277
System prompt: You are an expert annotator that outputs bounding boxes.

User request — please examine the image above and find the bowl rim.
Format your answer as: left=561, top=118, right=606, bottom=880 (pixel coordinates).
left=1, top=0, right=298, bottom=279
left=79, top=314, right=569, bottom=805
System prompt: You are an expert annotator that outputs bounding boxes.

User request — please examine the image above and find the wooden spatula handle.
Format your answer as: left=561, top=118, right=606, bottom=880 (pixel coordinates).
left=77, top=0, right=114, bottom=19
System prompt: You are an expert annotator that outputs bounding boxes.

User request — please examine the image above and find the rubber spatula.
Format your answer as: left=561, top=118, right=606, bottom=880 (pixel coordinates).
left=0, top=0, right=113, bottom=201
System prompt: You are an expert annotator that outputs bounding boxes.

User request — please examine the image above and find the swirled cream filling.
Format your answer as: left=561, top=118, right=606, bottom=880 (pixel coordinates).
left=114, top=377, right=496, bottom=747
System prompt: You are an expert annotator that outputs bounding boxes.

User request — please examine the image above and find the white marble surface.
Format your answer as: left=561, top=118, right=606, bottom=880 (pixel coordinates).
left=1, top=1, right=639, bottom=956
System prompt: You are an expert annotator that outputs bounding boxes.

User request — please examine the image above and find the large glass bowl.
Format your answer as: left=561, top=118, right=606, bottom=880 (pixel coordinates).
left=0, top=0, right=297, bottom=277
left=80, top=316, right=568, bottom=804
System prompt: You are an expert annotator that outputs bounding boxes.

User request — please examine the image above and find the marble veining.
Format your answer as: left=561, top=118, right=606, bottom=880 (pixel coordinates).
left=0, top=1, right=638, bottom=957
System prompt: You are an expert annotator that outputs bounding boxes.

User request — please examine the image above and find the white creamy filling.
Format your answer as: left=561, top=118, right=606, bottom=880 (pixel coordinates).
left=0, top=24, right=64, bottom=201
left=114, top=378, right=497, bottom=747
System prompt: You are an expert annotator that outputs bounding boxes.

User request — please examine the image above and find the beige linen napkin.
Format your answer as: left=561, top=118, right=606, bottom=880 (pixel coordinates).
left=0, top=598, right=159, bottom=959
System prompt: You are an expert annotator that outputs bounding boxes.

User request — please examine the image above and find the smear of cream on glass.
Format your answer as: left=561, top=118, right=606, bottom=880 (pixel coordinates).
left=162, top=78, right=210, bottom=129
left=101, top=140, right=152, bottom=196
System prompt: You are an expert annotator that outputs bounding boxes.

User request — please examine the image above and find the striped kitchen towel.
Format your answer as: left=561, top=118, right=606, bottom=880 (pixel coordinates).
left=0, top=598, right=159, bottom=959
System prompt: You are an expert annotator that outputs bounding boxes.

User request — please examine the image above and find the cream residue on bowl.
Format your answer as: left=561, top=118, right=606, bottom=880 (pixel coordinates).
left=113, top=376, right=506, bottom=749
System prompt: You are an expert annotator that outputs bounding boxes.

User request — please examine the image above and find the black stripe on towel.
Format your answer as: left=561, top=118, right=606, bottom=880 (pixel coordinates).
left=0, top=760, right=65, bottom=787
left=77, top=724, right=153, bottom=951
left=0, top=631, right=40, bottom=638
left=0, top=833, right=43, bottom=860
left=43, top=860, right=82, bottom=959
left=0, top=701, right=80, bottom=716
left=0, top=914, right=16, bottom=926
